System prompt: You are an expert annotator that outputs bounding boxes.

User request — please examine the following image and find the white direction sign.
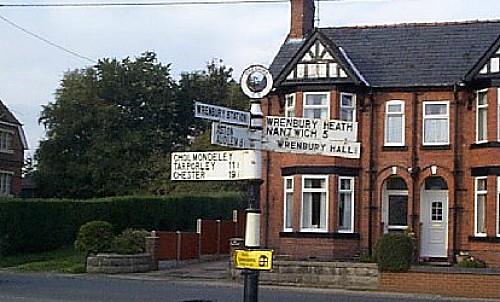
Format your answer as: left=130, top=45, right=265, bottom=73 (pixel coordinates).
left=195, top=101, right=250, bottom=126
left=211, top=123, right=262, bottom=150
left=266, top=116, right=358, bottom=142
left=264, top=116, right=360, bottom=158
left=265, top=137, right=361, bottom=158
left=171, top=150, right=261, bottom=181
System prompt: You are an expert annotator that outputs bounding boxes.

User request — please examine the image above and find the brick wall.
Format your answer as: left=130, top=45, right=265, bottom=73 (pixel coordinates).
left=380, top=270, right=500, bottom=299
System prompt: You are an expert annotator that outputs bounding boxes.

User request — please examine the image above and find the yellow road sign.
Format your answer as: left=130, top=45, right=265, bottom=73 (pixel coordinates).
left=234, top=249, right=273, bottom=271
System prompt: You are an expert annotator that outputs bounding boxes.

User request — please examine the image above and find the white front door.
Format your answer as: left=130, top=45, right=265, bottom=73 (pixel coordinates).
left=420, top=190, right=448, bottom=258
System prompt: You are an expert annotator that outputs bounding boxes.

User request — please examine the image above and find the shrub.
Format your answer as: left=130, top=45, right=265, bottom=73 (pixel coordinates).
left=110, top=229, right=150, bottom=255
left=373, top=233, right=414, bottom=272
left=456, top=257, right=487, bottom=268
left=74, top=221, right=115, bottom=255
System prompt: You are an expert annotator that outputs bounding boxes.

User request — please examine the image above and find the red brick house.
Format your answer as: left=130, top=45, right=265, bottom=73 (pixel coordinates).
left=260, top=0, right=500, bottom=267
left=0, top=100, right=28, bottom=198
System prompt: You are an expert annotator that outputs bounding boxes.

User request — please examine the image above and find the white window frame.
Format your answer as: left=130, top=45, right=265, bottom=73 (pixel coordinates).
left=340, top=93, right=356, bottom=122
left=474, top=176, right=488, bottom=237
left=497, top=88, right=500, bottom=142
left=384, top=100, right=405, bottom=146
left=300, top=175, right=328, bottom=232
left=0, top=129, right=14, bottom=154
left=283, top=176, right=294, bottom=232
left=303, top=92, right=330, bottom=120
left=0, top=171, right=13, bottom=197
left=497, top=176, right=500, bottom=237
left=285, top=93, right=296, bottom=117
left=476, top=89, right=488, bottom=143
left=338, top=176, right=355, bottom=233
left=423, top=101, right=450, bottom=146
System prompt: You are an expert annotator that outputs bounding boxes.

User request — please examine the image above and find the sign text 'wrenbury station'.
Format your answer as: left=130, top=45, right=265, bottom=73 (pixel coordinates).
left=195, top=101, right=250, bottom=126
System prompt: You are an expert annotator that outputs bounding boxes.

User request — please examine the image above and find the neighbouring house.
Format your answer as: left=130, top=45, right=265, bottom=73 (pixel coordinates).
left=260, top=0, right=500, bottom=267
left=0, top=100, right=28, bottom=198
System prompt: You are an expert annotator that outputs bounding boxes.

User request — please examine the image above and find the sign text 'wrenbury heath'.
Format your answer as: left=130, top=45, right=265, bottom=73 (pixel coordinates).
left=195, top=101, right=250, bottom=126
left=266, top=116, right=357, bottom=141
left=171, top=150, right=261, bottom=181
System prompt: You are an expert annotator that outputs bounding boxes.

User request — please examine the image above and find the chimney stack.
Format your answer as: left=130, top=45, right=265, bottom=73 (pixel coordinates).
left=289, top=0, right=315, bottom=40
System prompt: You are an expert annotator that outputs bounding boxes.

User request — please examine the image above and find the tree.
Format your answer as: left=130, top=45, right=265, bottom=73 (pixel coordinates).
left=35, top=52, right=184, bottom=198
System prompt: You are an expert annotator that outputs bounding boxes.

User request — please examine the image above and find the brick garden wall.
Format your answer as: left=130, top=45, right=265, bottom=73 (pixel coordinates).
left=380, top=269, right=500, bottom=299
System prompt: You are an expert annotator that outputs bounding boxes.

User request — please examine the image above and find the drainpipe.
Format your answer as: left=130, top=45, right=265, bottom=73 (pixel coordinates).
left=264, top=97, right=272, bottom=248
left=411, top=91, right=419, bottom=235
left=452, top=83, right=462, bottom=261
left=367, top=90, right=375, bottom=256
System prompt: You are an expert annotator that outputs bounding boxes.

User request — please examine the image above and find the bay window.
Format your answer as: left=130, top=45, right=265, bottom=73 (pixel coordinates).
left=301, top=175, right=328, bottom=232
left=475, top=177, right=487, bottom=237
left=338, top=177, right=354, bottom=233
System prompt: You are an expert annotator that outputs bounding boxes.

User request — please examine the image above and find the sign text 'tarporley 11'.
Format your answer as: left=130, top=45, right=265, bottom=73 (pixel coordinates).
left=171, top=150, right=261, bottom=181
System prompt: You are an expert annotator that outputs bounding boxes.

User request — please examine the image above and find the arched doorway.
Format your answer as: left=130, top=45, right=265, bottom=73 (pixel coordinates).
left=420, top=176, right=449, bottom=258
left=381, top=177, right=409, bottom=233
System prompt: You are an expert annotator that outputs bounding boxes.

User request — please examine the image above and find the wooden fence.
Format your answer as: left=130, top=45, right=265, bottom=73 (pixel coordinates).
left=158, top=210, right=245, bottom=261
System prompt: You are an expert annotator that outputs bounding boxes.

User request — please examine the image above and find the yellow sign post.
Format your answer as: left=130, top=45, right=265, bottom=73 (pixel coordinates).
left=234, top=249, right=273, bottom=271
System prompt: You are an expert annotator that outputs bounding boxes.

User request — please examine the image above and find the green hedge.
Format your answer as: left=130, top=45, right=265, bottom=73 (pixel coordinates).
left=373, top=233, right=414, bottom=272
left=0, top=193, right=245, bottom=255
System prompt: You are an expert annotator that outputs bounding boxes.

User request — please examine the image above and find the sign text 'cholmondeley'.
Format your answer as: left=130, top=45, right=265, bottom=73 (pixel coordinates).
left=194, top=101, right=250, bottom=126
left=171, top=150, right=261, bottom=181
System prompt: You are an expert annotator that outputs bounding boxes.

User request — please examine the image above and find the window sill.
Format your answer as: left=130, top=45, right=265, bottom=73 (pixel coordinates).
left=279, top=232, right=360, bottom=239
left=421, top=145, right=451, bottom=151
left=470, top=142, right=500, bottom=149
left=382, top=146, right=408, bottom=152
left=468, top=236, right=500, bottom=243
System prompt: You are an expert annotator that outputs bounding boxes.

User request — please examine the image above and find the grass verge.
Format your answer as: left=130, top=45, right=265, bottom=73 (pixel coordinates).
left=0, top=245, right=86, bottom=273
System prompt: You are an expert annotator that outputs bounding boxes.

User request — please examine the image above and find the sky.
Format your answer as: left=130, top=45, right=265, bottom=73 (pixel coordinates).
left=0, top=0, right=499, bottom=157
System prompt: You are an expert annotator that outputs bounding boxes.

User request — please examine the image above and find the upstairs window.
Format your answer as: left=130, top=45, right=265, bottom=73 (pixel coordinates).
left=423, top=102, right=449, bottom=145
left=384, top=100, right=405, bottom=146
left=303, top=92, right=329, bottom=120
left=0, top=130, right=13, bottom=152
left=285, top=93, right=296, bottom=117
left=476, top=89, right=488, bottom=143
left=301, top=175, right=328, bottom=232
left=340, top=93, right=356, bottom=122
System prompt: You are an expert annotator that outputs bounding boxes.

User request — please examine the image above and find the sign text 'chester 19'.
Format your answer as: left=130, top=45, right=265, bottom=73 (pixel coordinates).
left=171, top=150, right=261, bottom=181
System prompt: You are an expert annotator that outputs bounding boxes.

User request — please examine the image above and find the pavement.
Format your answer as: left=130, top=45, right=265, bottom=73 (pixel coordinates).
left=117, top=258, right=235, bottom=283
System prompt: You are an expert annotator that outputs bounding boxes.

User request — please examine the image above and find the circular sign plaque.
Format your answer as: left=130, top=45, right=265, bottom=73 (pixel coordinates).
left=240, top=65, right=273, bottom=99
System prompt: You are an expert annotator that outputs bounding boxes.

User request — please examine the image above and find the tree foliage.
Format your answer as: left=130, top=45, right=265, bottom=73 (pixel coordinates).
left=34, top=53, right=247, bottom=198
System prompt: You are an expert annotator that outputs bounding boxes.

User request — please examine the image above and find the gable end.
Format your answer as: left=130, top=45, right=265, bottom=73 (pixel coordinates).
left=274, top=31, right=363, bottom=87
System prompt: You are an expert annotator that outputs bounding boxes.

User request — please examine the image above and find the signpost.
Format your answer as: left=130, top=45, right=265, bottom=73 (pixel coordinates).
left=171, top=150, right=261, bottom=181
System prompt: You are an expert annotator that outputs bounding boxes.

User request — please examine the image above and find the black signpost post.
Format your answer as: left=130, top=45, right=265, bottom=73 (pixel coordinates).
left=240, top=65, right=273, bottom=302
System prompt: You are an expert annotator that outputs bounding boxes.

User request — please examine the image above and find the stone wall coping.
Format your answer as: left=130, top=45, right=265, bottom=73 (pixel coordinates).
left=410, top=266, right=500, bottom=275
left=94, top=253, right=151, bottom=258
left=274, top=260, right=377, bottom=269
